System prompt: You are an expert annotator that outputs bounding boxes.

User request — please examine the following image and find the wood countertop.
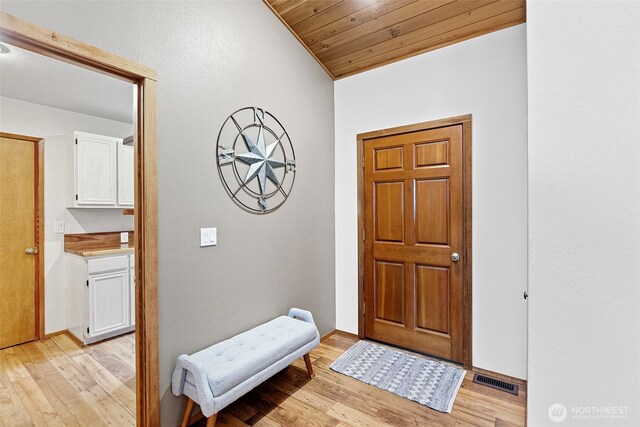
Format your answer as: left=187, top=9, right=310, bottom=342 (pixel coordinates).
left=65, top=244, right=134, bottom=257
left=64, top=231, right=135, bottom=257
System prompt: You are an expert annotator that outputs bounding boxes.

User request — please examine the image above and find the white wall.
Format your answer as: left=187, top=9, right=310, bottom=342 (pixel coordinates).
left=0, top=96, right=134, bottom=333
left=335, top=25, right=528, bottom=379
left=527, top=1, right=640, bottom=425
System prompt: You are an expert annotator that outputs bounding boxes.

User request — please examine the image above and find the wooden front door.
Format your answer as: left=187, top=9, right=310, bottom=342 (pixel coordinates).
left=0, top=135, right=39, bottom=349
left=363, top=124, right=466, bottom=363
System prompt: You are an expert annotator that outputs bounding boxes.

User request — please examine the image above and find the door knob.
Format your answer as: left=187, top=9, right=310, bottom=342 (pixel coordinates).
left=451, top=252, right=460, bottom=262
left=24, top=247, right=39, bottom=255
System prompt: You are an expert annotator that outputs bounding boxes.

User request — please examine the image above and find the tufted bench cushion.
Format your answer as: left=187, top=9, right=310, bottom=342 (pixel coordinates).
left=184, top=315, right=317, bottom=397
left=172, top=307, right=320, bottom=424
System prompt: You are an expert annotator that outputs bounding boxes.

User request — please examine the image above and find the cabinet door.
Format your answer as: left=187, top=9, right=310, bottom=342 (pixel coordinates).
left=118, top=141, right=134, bottom=207
left=88, top=270, right=129, bottom=337
left=130, top=266, right=135, bottom=327
left=76, top=133, right=118, bottom=206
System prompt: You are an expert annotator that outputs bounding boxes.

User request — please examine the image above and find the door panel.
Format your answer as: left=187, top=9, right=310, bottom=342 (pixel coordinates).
left=416, top=265, right=449, bottom=333
left=77, top=133, right=117, bottom=206
left=130, top=266, right=135, bottom=327
left=89, top=270, right=129, bottom=337
left=415, top=179, right=449, bottom=245
left=374, top=261, right=404, bottom=324
left=415, top=140, right=448, bottom=167
left=374, top=146, right=403, bottom=171
left=118, top=141, right=134, bottom=207
left=374, top=182, right=404, bottom=242
left=364, top=125, right=464, bottom=362
left=0, top=136, right=37, bottom=349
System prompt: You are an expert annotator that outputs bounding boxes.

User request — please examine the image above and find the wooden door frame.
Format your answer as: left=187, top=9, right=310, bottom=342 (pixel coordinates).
left=0, top=132, right=44, bottom=342
left=357, top=114, right=473, bottom=369
left=0, top=12, right=160, bottom=425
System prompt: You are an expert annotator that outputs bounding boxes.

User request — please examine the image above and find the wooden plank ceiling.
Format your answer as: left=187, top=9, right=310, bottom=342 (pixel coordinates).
left=264, top=0, right=526, bottom=79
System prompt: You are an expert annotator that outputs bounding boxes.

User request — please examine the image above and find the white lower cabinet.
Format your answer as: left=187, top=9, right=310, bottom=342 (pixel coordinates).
left=67, top=252, right=135, bottom=345
left=89, top=270, right=129, bottom=337
left=130, top=255, right=135, bottom=326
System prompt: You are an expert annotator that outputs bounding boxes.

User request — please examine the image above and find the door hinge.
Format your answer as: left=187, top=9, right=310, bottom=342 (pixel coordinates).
left=362, top=230, right=365, bottom=242
left=75, top=138, right=78, bottom=145
left=86, top=327, right=89, bottom=334
left=86, top=280, right=89, bottom=287
left=362, top=155, right=365, bottom=169
left=75, top=194, right=78, bottom=201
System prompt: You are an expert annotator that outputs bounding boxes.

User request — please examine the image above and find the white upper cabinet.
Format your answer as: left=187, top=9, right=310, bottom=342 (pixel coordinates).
left=72, top=132, right=118, bottom=206
left=67, top=131, right=133, bottom=208
left=118, top=141, right=134, bottom=207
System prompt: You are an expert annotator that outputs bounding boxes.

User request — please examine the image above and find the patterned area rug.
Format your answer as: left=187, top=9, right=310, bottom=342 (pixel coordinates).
left=330, top=340, right=466, bottom=413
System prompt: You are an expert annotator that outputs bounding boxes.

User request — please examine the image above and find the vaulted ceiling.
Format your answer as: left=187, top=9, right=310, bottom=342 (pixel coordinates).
left=264, top=0, right=526, bottom=79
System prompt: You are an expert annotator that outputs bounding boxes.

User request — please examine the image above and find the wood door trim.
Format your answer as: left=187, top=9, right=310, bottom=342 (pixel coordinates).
left=357, top=115, right=473, bottom=369
left=0, top=132, right=42, bottom=142
left=36, top=138, right=44, bottom=341
left=0, top=132, right=45, bottom=341
left=0, top=12, right=160, bottom=425
left=0, top=13, right=156, bottom=82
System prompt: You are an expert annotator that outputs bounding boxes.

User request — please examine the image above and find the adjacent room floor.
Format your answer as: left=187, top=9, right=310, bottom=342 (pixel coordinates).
left=0, top=333, right=136, bottom=425
left=0, top=332, right=525, bottom=426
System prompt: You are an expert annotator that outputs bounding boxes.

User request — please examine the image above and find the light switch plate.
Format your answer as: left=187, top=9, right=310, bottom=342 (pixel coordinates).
left=200, top=227, right=217, bottom=247
left=53, top=221, right=65, bottom=234
left=120, top=232, right=129, bottom=243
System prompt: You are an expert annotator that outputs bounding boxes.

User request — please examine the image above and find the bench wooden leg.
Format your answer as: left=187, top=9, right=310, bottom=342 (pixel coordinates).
left=303, top=353, right=315, bottom=379
left=180, top=398, right=195, bottom=427
left=206, top=414, right=218, bottom=427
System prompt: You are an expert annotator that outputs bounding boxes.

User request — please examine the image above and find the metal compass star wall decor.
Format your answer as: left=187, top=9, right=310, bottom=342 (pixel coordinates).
left=216, top=107, right=296, bottom=214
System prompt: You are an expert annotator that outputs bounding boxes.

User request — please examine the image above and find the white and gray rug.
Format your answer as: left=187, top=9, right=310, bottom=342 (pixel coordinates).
left=330, top=340, right=466, bottom=413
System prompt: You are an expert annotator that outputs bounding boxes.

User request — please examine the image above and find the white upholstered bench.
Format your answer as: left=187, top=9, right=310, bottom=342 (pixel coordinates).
left=171, top=308, right=320, bottom=426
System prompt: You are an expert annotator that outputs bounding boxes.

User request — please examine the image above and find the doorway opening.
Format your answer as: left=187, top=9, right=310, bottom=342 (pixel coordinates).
left=0, top=13, right=159, bottom=425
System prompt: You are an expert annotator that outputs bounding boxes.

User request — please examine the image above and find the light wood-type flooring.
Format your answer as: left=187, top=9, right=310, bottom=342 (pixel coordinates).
left=0, top=331, right=526, bottom=426
left=0, top=333, right=136, bottom=426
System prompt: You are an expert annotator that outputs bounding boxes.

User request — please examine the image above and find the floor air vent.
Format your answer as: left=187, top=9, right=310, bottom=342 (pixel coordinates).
left=472, top=373, right=519, bottom=395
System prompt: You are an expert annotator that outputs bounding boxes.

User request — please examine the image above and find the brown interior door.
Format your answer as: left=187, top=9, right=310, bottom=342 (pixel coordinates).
left=363, top=125, right=464, bottom=363
left=0, top=136, right=38, bottom=349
